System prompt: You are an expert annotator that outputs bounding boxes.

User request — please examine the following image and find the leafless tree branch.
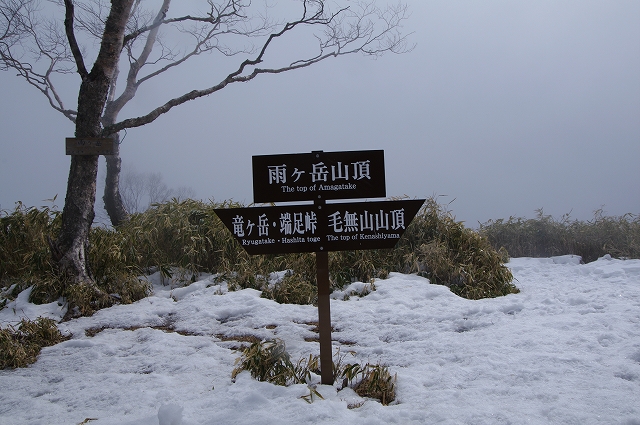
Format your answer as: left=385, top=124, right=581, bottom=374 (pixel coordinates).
left=63, top=0, right=88, bottom=78
left=1, top=0, right=77, bottom=121
left=4, top=1, right=410, bottom=134
left=102, top=0, right=410, bottom=135
left=3, top=0, right=411, bottom=245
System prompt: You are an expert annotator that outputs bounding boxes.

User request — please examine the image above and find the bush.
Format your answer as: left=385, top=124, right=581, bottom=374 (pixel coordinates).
left=231, top=339, right=322, bottom=388
left=0, top=202, right=150, bottom=317
left=232, top=339, right=396, bottom=405
left=220, top=197, right=517, bottom=300
left=2, top=197, right=519, bottom=317
left=0, top=317, right=67, bottom=369
left=0, top=202, right=61, bottom=296
left=261, top=272, right=317, bottom=305
left=348, top=363, right=396, bottom=405
left=231, top=339, right=298, bottom=386
left=392, top=198, right=517, bottom=299
left=480, top=209, right=640, bottom=262
left=117, top=198, right=247, bottom=276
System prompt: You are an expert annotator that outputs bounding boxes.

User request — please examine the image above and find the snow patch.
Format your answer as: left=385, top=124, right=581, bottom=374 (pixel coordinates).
left=2, top=258, right=640, bottom=424
left=158, top=403, right=183, bottom=425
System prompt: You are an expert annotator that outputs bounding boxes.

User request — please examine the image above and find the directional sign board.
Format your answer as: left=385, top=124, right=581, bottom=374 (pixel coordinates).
left=252, top=150, right=386, bottom=203
left=216, top=149, right=422, bottom=386
left=214, top=199, right=424, bottom=255
left=65, top=137, right=115, bottom=155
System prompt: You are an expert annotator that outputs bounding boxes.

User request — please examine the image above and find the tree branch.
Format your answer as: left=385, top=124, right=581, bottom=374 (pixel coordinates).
left=63, top=0, right=88, bottom=79
left=103, top=0, right=404, bottom=136
left=104, top=0, right=170, bottom=120
left=4, top=0, right=412, bottom=139
left=122, top=0, right=248, bottom=46
left=105, top=0, right=268, bottom=122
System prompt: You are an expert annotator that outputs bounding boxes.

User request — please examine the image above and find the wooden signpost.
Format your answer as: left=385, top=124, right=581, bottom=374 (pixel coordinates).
left=215, top=150, right=424, bottom=385
left=65, top=137, right=115, bottom=156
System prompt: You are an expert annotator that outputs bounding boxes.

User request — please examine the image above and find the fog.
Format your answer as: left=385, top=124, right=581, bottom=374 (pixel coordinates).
left=1, top=0, right=638, bottom=226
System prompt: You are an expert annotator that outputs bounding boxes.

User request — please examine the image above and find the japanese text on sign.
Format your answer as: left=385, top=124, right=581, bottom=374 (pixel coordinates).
left=231, top=211, right=318, bottom=239
left=214, top=199, right=424, bottom=254
left=268, top=160, right=372, bottom=185
left=253, top=150, right=385, bottom=203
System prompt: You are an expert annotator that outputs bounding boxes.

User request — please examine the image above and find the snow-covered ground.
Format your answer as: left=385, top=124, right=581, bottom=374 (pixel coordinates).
left=1, top=255, right=639, bottom=425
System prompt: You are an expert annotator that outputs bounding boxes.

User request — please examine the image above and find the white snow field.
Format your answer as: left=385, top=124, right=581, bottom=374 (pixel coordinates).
left=1, top=255, right=639, bottom=425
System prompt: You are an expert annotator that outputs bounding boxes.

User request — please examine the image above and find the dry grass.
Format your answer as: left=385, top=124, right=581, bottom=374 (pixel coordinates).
left=480, top=208, right=640, bottom=262
left=0, top=317, right=67, bottom=369
left=2, top=197, right=520, bottom=319
left=232, top=340, right=396, bottom=404
left=0, top=202, right=150, bottom=317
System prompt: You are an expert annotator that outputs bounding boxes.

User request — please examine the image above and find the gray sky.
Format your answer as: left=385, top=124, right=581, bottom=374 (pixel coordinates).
left=1, top=0, right=639, bottom=226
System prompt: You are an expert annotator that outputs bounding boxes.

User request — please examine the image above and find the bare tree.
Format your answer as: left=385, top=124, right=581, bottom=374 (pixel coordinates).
left=1, top=0, right=411, bottom=292
left=119, top=166, right=148, bottom=214
left=119, top=165, right=196, bottom=213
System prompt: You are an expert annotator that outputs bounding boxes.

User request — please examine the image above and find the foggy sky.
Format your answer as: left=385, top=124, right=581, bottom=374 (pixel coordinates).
left=1, top=0, right=639, bottom=226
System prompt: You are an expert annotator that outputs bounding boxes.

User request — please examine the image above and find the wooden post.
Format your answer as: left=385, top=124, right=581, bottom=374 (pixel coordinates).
left=213, top=149, right=423, bottom=386
left=316, top=249, right=334, bottom=385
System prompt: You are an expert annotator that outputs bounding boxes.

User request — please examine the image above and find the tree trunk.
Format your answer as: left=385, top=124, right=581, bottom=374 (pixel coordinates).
left=101, top=0, right=170, bottom=227
left=103, top=132, right=128, bottom=226
left=54, top=0, right=134, bottom=289
left=54, top=72, right=110, bottom=288
left=53, top=155, right=99, bottom=286
left=54, top=72, right=111, bottom=286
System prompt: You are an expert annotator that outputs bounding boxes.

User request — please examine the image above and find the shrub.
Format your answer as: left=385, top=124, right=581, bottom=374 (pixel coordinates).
left=2, top=196, right=518, bottom=319
left=331, top=348, right=396, bottom=404
left=118, top=198, right=247, bottom=275
left=480, top=209, right=640, bottom=262
left=217, top=197, right=517, bottom=300
left=232, top=339, right=296, bottom=386
left=261, top=272, right=317, bottom=305
left=231, top=339, right=395, bottom=404
left=0, top=202, right=150, bottom=317
left=0, top=317, right=67, bottom=369
left=349, top=363, right=396, bottom=405
left=388, top=198, right=517, bottom=299
left=0, top=202, right=60, bottom=295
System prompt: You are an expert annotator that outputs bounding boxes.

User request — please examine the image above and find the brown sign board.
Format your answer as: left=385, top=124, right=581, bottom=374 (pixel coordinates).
left=214, top=199, right=424, bottom=255
left=65, top=137, right=115, bottom=155
left=221, top=149, right=416, bottom=386
left=252, top=150, right=386, bottom=203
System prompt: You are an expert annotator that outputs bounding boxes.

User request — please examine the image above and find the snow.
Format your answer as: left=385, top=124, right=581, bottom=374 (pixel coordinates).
left=1, top=256, right=639, bottom=425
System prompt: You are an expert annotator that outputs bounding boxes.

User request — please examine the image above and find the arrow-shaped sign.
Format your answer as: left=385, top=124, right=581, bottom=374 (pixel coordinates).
left=214, top=199, right=424, bottom=255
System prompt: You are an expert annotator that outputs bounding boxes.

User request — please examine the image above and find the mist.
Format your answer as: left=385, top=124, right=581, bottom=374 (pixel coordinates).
left=1, top=0, right=638, bottom=226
